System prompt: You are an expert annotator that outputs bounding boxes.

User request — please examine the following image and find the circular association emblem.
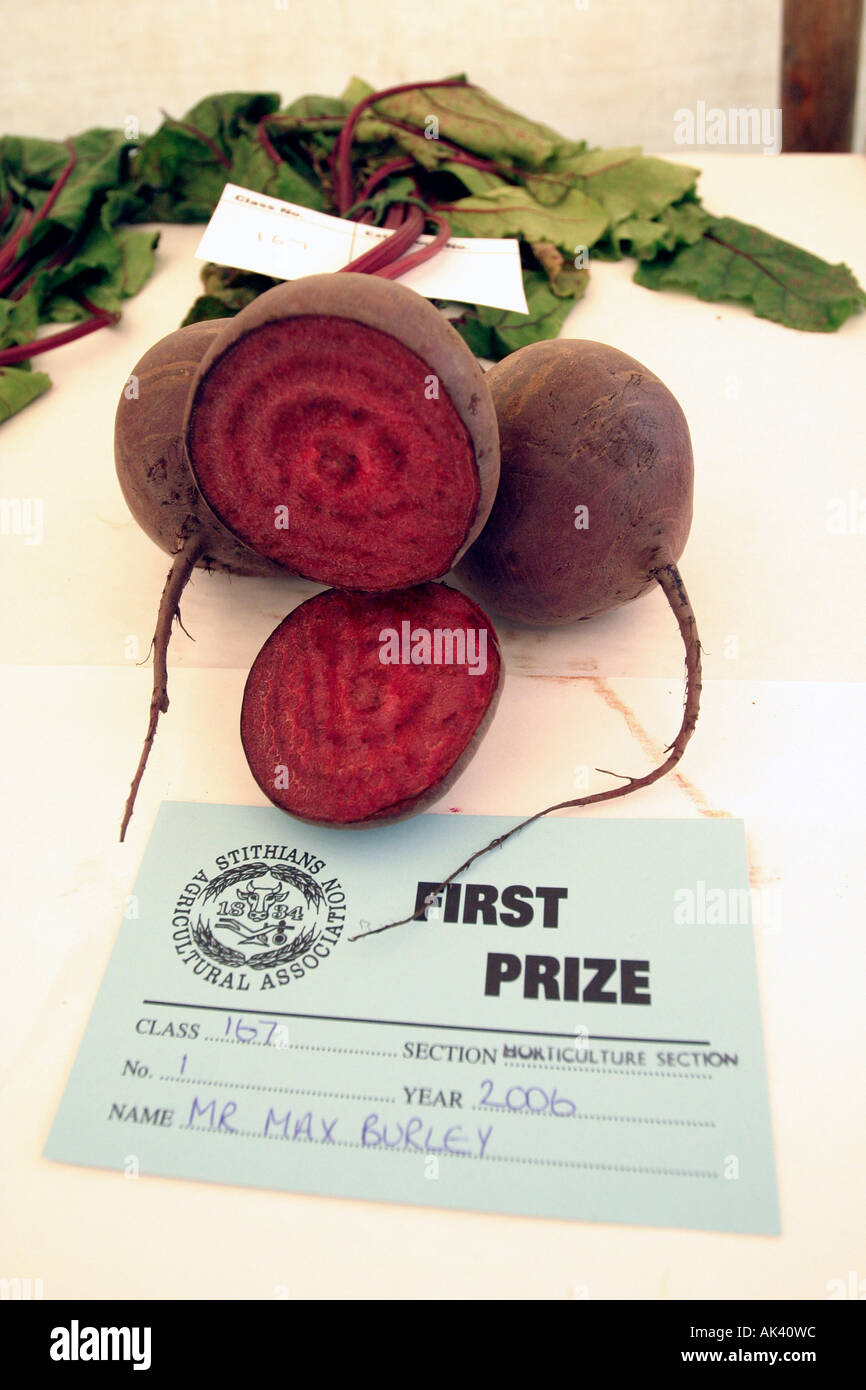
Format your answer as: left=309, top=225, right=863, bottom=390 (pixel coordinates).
left=192, top=861, right=326, bottom=971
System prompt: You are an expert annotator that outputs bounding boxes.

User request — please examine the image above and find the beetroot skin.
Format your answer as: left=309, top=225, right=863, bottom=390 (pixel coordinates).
left=241, top=584, right=502, bottom=825
left=185, top=273, right=500, bottom=590
left=114, top=319, right=286, bottom=841
left=455, top=338, right=694, bottom=625
left=115, top=319, right=283, bottom=579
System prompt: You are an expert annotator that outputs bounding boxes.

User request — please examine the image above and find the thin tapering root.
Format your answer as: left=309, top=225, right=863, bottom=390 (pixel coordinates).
left=119, top=532, right=205, bottom=842
left=351, top=561, right=701, bottom=940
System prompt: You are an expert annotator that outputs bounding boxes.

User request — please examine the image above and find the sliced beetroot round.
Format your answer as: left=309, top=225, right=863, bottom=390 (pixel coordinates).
left=241, top=584, right=502, bottom=825
left=185, top=273, right=499, bottom=590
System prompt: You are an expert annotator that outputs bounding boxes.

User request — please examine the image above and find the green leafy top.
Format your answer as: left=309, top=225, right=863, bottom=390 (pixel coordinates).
left=634, top=215, right=866, bottom=332
left=1, top=77, right=863, bottom=425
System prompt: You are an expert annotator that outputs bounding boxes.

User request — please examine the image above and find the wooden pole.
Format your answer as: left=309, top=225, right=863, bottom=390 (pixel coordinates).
left=782, top=0, right=864, bottom=150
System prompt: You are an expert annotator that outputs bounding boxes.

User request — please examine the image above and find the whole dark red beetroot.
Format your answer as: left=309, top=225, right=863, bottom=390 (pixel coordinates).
left=185, top=273, right=500, bottom=590
left=115, top=320, right=286, bottom=841
left=241, top=584, right=502, bottom=826
left=455, top=338, right=694, bottom=624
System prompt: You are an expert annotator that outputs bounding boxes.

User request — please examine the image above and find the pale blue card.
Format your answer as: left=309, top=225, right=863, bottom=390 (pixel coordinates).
left=45, top=803, right=779, bottom=1233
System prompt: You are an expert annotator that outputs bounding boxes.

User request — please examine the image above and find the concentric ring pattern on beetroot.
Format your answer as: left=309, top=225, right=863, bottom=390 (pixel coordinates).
left=241, top=584, right=502, bottom=825
left=186, top=315, right=481, bottom=589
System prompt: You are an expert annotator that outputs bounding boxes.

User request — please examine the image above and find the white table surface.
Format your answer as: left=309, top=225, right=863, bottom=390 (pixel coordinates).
left=1, top=153, right=864, bottom=1301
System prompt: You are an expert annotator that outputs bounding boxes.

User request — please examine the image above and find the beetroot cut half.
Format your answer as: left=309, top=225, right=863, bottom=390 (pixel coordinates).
left=185, top=274, right=500, bottom=591
left=241, top=584, right=503, bottom=826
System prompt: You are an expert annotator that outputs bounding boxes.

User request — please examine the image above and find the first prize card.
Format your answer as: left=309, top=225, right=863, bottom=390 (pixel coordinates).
left=45, top=802, right=780, bottom=1234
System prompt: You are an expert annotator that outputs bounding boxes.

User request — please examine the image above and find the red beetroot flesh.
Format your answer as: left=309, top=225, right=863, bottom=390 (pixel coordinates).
left=241, top=585, right=501, bottom=824
left=187, top=316, right=480, bottom=589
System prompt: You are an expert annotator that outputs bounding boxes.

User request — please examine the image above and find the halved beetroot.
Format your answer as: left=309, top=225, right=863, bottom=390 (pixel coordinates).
left=241, top=584, right=502, bottom=825
left=184, top=273, right=499, bottom=590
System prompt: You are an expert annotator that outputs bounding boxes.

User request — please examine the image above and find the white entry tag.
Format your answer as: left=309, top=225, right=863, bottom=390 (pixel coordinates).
left=195, top=183, right=528, bottom=313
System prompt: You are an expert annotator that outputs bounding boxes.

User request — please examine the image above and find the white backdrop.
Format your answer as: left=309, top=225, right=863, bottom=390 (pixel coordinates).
left=7, top=0, right=863, bottom=154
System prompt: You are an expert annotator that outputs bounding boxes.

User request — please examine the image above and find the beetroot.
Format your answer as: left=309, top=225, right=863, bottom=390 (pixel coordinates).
left=241, top=584, right=502, bottom=825
left=456, top=338, right=694, bottom=623
left=185, top=273, right=500, bottom=590
left=114, top=320, right=285, bottom=841
left=115, top=271, right=500, bottom=841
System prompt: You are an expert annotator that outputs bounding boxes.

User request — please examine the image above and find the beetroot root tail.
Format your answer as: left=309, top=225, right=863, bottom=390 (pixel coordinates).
left=119, top=532, right=205, bottom=842
left=353, top=561, right=702, bottom=939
